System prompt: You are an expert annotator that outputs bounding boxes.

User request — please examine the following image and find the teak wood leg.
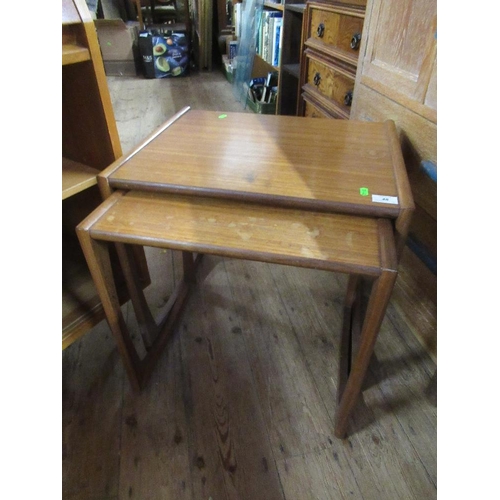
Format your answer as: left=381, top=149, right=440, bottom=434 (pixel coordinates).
left=337, top=274, right=362, bottom=404
left=77, top=230, right=143, bottom=391
left=114, top=243, right=198, bottom=350
left=334, top=268, right=397, bottom=438
left=114, top=242, right=158, bottom=348
left=77, top=225, right=199, bottom=391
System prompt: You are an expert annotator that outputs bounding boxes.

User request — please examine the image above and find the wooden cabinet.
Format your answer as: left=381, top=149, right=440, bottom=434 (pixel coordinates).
left=298, top=1, right=366, bottom=118
left=350, top=0, right=437, bottom=360
left=62, top=0, right=149, bottom=349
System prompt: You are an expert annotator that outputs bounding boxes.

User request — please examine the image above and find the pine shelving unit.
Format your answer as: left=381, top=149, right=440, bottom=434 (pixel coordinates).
left=62, top=0, right=149, bottom=349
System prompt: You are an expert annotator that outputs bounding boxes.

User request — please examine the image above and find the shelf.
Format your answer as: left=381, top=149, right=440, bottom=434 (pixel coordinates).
left=62, top=43, right=90, bottom=65
left=285, top=3, right=306, bottom=13
left=264, top=2, right=284, bottom=11
left=62, top=265, right=104, bottom=349
left=62, top=233, right=131, bottom=349
left=282, top=63, right=300, bottom=78
left=253, top=54, right=278, bottom=74
left=62, top=157, right=99, bottom=200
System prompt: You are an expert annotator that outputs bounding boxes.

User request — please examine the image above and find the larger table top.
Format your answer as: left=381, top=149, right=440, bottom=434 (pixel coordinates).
left=101, top=108, right=413, bottom=217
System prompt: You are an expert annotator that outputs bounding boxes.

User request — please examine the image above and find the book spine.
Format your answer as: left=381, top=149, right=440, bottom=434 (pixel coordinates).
left=272, top=18, right=282, bottom=67
left=262, top=12, right=270, bottom=62
left=268, top=17, right=275, bottom=64
left=234, top=3, right=241, bottom=40
left=229, top=41, right=238, bottom=60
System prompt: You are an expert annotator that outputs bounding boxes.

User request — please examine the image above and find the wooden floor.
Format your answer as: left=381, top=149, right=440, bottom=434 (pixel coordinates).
left=62, top=68, right=437, bottom=500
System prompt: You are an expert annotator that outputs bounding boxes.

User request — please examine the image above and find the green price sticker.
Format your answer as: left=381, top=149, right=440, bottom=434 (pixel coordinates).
left=218, top=114, right=228, bottom=119
left=359, top=187, right=369, bottom=196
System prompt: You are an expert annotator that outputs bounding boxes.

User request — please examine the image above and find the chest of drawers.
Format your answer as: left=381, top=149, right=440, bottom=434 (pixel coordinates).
left=298, top=1, right=366, bottom=119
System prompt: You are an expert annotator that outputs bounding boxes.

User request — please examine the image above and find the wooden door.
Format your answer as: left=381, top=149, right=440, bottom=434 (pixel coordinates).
left=351, top=0, right=436, bottom=159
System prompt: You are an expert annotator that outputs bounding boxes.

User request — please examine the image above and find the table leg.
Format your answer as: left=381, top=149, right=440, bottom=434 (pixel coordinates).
left=334, top=268, right=397, bottom=438
left=77, top=229, right=143, bottom=391
left=78, top=206, right=202, bottom=391
left=337, top=274, right=360, bottom=403
left=115, top=242, right=158, bottom=348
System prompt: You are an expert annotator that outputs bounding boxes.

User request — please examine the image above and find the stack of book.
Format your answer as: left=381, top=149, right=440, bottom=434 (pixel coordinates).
left=256, top=10, right=283, bottom=67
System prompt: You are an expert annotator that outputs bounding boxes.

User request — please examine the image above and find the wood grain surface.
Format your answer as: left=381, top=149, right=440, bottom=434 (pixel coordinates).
left=106, top=110, right=403, bottom=217
left=88, top=190, right=383, bottom=275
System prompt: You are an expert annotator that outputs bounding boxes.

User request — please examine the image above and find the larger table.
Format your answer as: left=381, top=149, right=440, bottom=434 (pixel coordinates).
left=77, top=107, right=414, bottom=438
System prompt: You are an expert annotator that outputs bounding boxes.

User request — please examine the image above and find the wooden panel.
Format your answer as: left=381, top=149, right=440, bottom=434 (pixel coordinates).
left=358, top=0, right=437, bottom=120
left=391, top=247, right=437, bottom=360
left=89, top=191, right=383, bottom=275
left=63, top=62, right=117, bottom=170
left=352, top=84, right=436, bottom=164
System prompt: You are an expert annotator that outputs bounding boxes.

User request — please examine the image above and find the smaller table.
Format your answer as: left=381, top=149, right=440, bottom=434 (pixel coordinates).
left=78, top=189, right=398, bottom=438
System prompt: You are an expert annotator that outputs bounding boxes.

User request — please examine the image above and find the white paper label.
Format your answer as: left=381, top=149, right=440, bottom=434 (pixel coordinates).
left=372, top=194, right=399, bottom=205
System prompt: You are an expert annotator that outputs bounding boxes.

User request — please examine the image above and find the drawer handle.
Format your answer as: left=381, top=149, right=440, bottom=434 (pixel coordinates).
left=313, top=72, right=321, bottom=87
left=350, top=33, right=361, bottom=50
left=344, top=91, right=353, bottom=106
left=316, top=23, right=325, bottom=38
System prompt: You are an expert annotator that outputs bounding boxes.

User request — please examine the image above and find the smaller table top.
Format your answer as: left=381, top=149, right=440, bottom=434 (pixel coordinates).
left=102, top=109, right=413, bottom=217
left=89, top=190, right=391, bottom=276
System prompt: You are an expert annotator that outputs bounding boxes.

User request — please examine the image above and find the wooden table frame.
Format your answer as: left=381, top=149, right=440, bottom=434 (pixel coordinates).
left=77, top=189, right=399, bottom=439
left=77, top=108, right=414, bottom=438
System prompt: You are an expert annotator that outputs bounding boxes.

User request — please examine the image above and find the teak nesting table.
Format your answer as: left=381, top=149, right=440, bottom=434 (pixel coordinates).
left=76, top=107, right=414, bottom=438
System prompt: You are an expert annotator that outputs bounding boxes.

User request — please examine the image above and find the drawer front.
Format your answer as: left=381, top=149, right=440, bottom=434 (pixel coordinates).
left=301, top=90, right=349, bottom=120
left=303, top=94, right=344, bottom=119
left=304, top=100, right=329, bottom=119
left=306, top=4, right=365, bottom=65
left=304, top=52, right=355, bottom=115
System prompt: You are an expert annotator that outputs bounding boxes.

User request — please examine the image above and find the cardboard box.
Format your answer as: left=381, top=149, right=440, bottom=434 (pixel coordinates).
left=245, top=95, right=276, bottom=114
left=94, top=19, right=141, bottom=76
